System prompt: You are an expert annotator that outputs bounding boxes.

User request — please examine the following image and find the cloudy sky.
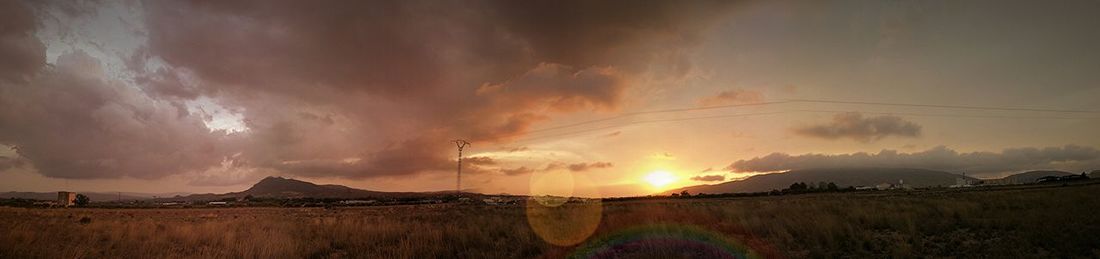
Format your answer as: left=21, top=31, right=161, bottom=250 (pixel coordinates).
left=2, top=0, right=1098, bottom=197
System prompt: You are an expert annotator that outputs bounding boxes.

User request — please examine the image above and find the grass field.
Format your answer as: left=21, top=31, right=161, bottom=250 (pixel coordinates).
left=2, top=183, right=1099, bottom=258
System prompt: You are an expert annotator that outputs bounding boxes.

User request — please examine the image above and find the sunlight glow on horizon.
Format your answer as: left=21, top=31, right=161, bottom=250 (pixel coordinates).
left=644, top=170, right=677, bottom=190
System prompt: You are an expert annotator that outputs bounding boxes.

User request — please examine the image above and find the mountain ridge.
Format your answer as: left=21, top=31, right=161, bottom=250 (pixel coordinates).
left=1, top=176, right=464, bottom=202
left=671, top=167, right=977, bottom=195
left=993, top=170, right=1073, bottom=184
left=165, top=176, right=458, bottom=201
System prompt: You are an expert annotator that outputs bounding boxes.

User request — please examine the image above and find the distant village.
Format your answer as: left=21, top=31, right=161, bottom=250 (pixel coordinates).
left=3, top=171, right=1095, bottom=208
left=6, top=192, right=532, bottom=209
left=618, top=171, right=1097, bottom=202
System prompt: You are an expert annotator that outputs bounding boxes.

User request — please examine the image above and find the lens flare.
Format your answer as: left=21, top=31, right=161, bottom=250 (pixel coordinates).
left=530, top=171, right=575, bottom=207
left=527, top=172, right=602, bottom=246
left=569, top=224, right=761, bottom=259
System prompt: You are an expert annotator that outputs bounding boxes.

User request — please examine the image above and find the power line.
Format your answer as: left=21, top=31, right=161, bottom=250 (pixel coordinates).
left=795, top=109, right=1100, bottom=120
left=510, top=111, right=787, bottom=144
left=523, top=100, right=792, bottom=134
left=509, top=108, right=1099, bottom=144
left=523, top=98, right=1100, bottom=136
left=787, top=99, right=1100, bottom=114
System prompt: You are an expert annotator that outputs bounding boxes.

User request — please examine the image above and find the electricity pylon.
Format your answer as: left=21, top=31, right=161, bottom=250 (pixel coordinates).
left=453, top=139, right=471, bottom=193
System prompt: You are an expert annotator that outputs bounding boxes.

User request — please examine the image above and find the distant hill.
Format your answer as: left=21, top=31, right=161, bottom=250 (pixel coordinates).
left=990, top=170, right=1074, bottom=185
left=237, top=176, right=391, bottom=198
left=161, top=176, right=457, bottom=201
left=0, top=192, right=155, bottom=201
left=672, top=168, right=976, bottom=195
left=2, top=177, right=465, bottom=202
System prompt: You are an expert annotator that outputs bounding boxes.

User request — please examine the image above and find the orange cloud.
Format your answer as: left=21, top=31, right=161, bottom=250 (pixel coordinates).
left=792, top=112, right=921, bottom=142
left=690, top=175, right=725, bottom=182
left=697, top=89, right=764, bottom=107
left=728, top=145, right=1100, bottom=178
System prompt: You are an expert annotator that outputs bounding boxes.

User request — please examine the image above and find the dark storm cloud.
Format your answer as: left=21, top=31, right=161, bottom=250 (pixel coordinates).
left=1, top=2, right=223, bottom=180
left=793, top=112, right=921, bottom=142
left=0, top=0, right=733, bottom=181
left=265, top=134, right=465, bottom=178
left=124, top=0, right=734, bottom=180
left=728, top=145, right=1100, bottom=177
left=463, top=64, right=629, bottom=142
left=476, top=64, right=626, bottom=113
left=0, top=51, right=233, bottom=179
left=141, top=0, right=730, bottom=101
left=144, top=1, right=460, bottom=99
left=0, top=2, right=236, bottom=180
left=690, top=175, right=725, bottom=182
left=0, top=1, right=45, bottom=83
left=0, top=155, right=26, bottom=171
left=486, top=0, right=734, bottom=75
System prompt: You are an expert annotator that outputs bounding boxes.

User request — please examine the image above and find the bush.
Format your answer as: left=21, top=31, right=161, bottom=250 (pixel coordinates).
left=74, top=194, right=90, bottom=207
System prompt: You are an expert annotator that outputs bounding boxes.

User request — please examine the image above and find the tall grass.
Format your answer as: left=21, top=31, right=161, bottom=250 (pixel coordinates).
left=2, top=184, right=1098, bottom=258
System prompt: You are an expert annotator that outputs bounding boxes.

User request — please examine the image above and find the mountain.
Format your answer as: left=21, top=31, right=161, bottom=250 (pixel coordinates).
left=2, top=177, right=465, bottom=202
left=672, top=168, right=976, bottom=195
left=990, top=170, right=1074, bottom=185
left=161, top=176, right=452, bottom=201
left=237, top=176, right=389, bottom=198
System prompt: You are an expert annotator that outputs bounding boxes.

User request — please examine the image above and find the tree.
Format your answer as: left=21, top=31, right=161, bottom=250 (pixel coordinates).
left=827, top=182, right=839, bottom=191
left=680, top=190, right=691, bottom=197
left=788, top=182, right=814, bottom=193
left=74, top=194, right=90, bottom=207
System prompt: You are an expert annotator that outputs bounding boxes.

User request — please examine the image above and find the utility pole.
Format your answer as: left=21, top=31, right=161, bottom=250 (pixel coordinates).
left=453, top=139, right=471, bottom=193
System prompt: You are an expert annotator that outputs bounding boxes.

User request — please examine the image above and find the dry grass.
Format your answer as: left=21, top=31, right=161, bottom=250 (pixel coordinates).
left=2, top=184, right=1099, bottom=258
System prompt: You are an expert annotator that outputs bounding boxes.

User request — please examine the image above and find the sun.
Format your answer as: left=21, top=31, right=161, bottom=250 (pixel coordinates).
left=644, top=170, right=676, bottom=189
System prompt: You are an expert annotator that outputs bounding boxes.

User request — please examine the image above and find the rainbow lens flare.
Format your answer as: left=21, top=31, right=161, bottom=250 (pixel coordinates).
left=569, top=224, right=761, bottom=259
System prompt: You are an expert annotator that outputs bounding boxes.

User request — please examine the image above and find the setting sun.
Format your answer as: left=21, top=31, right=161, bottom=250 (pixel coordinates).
left=644, top=170, right=677, bottom=189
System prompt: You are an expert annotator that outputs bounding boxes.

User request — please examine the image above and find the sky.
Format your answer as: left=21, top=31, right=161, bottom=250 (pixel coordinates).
left=1, top=0, right=1099, bottom=197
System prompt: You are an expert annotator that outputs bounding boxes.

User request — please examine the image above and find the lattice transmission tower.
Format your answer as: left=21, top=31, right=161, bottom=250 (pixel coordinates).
left=453, top=139, right=471, bottom=193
